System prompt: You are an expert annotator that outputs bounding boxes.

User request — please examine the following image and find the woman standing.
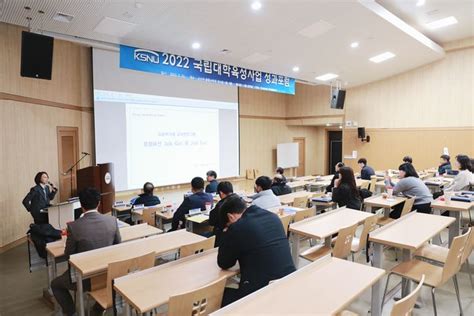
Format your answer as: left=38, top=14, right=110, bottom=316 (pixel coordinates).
left=22, top=171, right=57, bottom=224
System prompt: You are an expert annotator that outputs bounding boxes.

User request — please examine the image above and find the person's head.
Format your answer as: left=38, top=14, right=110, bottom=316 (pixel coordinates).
left=219, top=194, right=247, bottom=227
left=357, top=158, right=367, bottom=169
left=206, top=170, right=217, bottom=182
left=276, top=167, right=284, bottom=175
left=440, top=154, right=450, bottom=165
left=338, top=166, right=359, bottom=198
left=143, top=182, right=154, bottom=195
left=217, top=181, right=233, bottom=199
left=191, top=177, right=205, bottom=193
left=335, top=162, right=344, bottom=173
left=455, top=155, right=472, bottom=171
left=273, top=174, right=284, bottom=184
left=402, top=156, right=413, bottom=164
left=78, top=187, right=101, bottom=212
left=255, top=176, right=272, bottom=193
left=398, top=162, right=419, bottom=179
left=34, top=171, right=49, bottom=185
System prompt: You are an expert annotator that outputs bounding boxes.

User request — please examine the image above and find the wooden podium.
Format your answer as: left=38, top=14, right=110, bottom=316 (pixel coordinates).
left=76, top=163, right=115, bottom=214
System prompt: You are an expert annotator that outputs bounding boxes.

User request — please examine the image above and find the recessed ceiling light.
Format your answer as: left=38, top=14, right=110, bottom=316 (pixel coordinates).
left=338, top=125, right=343, bottom=129
left=315, top=73, right=338, bottom=81
left=251, top=1, right=262, bottom=11
left=416, top=0, right=426, bottom=7
left=426, top=16, right=458, bottom=30
left=350, top=42, right=359, bottom=48
left=326, top=123, right=331, bottom=126
left=191, top=42, right=201, bottom=49
left=292, top=66, right=300, bottom=72
left=369, top=52, right=395, bottom=63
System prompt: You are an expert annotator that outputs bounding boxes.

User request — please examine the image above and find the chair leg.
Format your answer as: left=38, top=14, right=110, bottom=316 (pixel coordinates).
left=431, top=287, right=437, bottom=316
left=351, top=252, right=354, bottom=262
left=381, top=273, right=392, bottom=313
left=453, top=275, right=464, bottom=316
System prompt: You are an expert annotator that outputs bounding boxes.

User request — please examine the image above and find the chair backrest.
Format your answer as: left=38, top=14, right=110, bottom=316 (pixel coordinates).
left=279, top=214, right=292, bottom=236
left=390, top=275, right=425, bottom=316
left=168, top=277, right=227, bottom=316
left=442, top=228, right=471, bottom=283
left=369, top=176, right=378, bottom=193
left=293, top=196, right=309, bottom=208
left=312, top=192, right=324, bottom=198
left=253, top=169, right=261, bottom=179
left=353, top=215, right=378, bottom=252
left=293, top=208, right=316, bottom=223
left=333, top=223, right=358, bottom=259
left=461, top=227, right=474, bottom=264
left=246, top=169, right=254, bottom=180
left=105, top=252, right=155, bottom=307
left=180, top=236, right=216, bottom=258
left=360, top=180, right=370, bottom=190
left=400, top=197, right=415, bottom=217
left=142, top=207, right=161, bottom=226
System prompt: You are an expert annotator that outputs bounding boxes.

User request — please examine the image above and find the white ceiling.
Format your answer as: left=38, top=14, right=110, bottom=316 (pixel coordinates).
left=0, top=0, right=470, bottom=88
left=377, top=0, right=474, bottom=44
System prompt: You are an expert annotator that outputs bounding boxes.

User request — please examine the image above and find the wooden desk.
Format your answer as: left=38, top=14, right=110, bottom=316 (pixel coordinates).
left=69, top=230, right=206, bottom=316
left=211, top=256, right=385, bottom=316
left=114, top=249, right=238, bottom=314
left=278, top=191, right=312, bottom=205
left=112, top=205, right=132, bottom=217
left=289, top=207, right=375, bottom=264
left=363, top=195, right=406, bottom=217
left=368, top=212, right=455, bottom=316
left=286, top=180, right=308, bottom=192
left=424, top=177, right=453, bottom=193
left=294, top=175, right=318, bottom=182
left=431, top=197, right=474, bottom=245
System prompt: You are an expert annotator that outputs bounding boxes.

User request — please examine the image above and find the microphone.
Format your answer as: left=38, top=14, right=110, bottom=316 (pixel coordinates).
left=48, top=181, right=57, bottom=189
left=82, top=152, right=90, bottom=155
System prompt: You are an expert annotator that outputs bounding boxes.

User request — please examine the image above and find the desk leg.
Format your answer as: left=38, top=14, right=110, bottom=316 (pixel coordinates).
left=366, top=205, right=372, bottom=214
left=290, top=232, right=300, bottom=267
left=383, top=207, right=390, bottom=217
left=158, top=217, right=164, bottom=231
left=371, top=243, right=382, bottom=316
left=76, top=271, right=85, bottom=316
left=449, top=211, right=461, bottom=246
left=124, top=302, right=132, bottom=316
left=324, top=236, right=332, bottom=247
left=432, top=209, right=443, bottom=246
left=401, top=249, right=412, bottom=297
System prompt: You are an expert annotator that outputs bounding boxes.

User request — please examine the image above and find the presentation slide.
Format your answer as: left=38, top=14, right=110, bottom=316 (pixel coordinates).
left=93, top=49, right=239, bottom=191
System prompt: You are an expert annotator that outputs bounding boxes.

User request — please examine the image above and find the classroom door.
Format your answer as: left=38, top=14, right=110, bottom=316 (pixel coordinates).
left=293, top=137, right=306, bottom=177
left=328, top=131, right=342, bottom=175
left=57, top=127, right=79, bottom=201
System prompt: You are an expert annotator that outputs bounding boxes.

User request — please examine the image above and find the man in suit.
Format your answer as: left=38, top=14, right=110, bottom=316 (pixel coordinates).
left=51, top=187, right=121, bottom=316
left=170, top=177, right=213, bottom=231
left=217, top=195, right=296, bottom=306
left=208, top=181, right=233, bottom=246
left=205, top=170, right=219, bottom=193
left=250, top=176, right=281, bottom=209
left=22, top=171, right=58, bottom=224
left=132, top=182, right=161, bottom=206
left=358, top=158, right=375, bottom=180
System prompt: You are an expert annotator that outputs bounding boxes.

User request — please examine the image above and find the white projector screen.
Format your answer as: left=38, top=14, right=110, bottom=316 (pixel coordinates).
left=92, top=48, right=240, bottom=191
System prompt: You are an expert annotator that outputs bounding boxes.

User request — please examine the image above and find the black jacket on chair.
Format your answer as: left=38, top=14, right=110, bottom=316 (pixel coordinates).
left=271, top=183, right=292, bottom=196
left=22, top=184, right=57, bottom=224
left=218, top=205, right=296, bottom=301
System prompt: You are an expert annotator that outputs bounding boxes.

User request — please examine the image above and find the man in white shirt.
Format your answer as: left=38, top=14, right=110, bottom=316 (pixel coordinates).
left=250, top=176, right=281, bottom=210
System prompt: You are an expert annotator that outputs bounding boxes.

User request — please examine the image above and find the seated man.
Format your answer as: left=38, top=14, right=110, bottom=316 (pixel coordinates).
left=133, top=182, right=161, bottom=206
left=438, top=154, right=452, bottom=175
left=270, top=174, right=292, bottom=196
left=208, top=181, right=234, bottom=246
left=170, top=177, right=213, bottom=231
left=358, top=158, right=375, bottom=180
left=51, top=187, right=121, bottom=316
left=217, top=195, right=296, bottom=306
left=205, top=170, right=219, bottom=194
left=251, top=176, right=281, bottom=209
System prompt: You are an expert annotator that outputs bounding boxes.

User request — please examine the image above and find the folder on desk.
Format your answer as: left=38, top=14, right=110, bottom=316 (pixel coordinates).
left=452, top=194, right=474, bottom=202
left=312, top=196, right=332, bottom=203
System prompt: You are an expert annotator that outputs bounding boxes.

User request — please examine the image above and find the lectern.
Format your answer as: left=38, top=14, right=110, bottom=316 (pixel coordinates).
left=46, top=200, right=81, bottom=230
left=76, top=163, right=115, bottom=214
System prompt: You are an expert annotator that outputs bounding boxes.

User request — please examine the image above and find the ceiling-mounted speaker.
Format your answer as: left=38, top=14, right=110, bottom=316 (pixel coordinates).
left=21, top=31, right=54, bottom=80
left=330, top=87, right=346, bottom=109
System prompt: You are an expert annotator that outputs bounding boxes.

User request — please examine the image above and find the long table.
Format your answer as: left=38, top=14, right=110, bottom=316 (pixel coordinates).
left=69, top=229, right=206, bottom=316
left=114, top=249, right=238, bottom=315
left=363, top=195, right=406, bottom=217
left=431, top=197, right=474, bottom=245
left=289, top=207, right=375, bottom=265
left=368, top=212, right=455, bottom=316
left=210, top=256, right=385, bottom=315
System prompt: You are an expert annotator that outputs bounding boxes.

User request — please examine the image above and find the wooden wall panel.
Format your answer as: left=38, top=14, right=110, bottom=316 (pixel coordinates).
left=239, top=87, right=287, bottom=118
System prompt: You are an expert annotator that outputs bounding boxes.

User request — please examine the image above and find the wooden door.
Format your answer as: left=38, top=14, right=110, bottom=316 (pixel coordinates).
left=293, top=137, right=306, bottom=177
left=57, top=127, right=79, bottom=201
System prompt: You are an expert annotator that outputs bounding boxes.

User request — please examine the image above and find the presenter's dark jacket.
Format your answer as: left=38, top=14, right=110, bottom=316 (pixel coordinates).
left=360, top=165, right=375, bottom=180
left=270, top=183, right=292, bottom=196
left=332, top=183, right=362, bottom=210
left=205, top=180, right=219, bottom=194
left=208, top=196, right=228, bottom=246
left=22, top=184, right=57, bottom=224
left=218, top=205, right=296, bottom=301
left=171, top=191, right=213, bottom=230
left=438, top=162, right=452, bottom=175
left=325, top=172, right=340, bottom=193
left=133, top=193, right=161, bottom=207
